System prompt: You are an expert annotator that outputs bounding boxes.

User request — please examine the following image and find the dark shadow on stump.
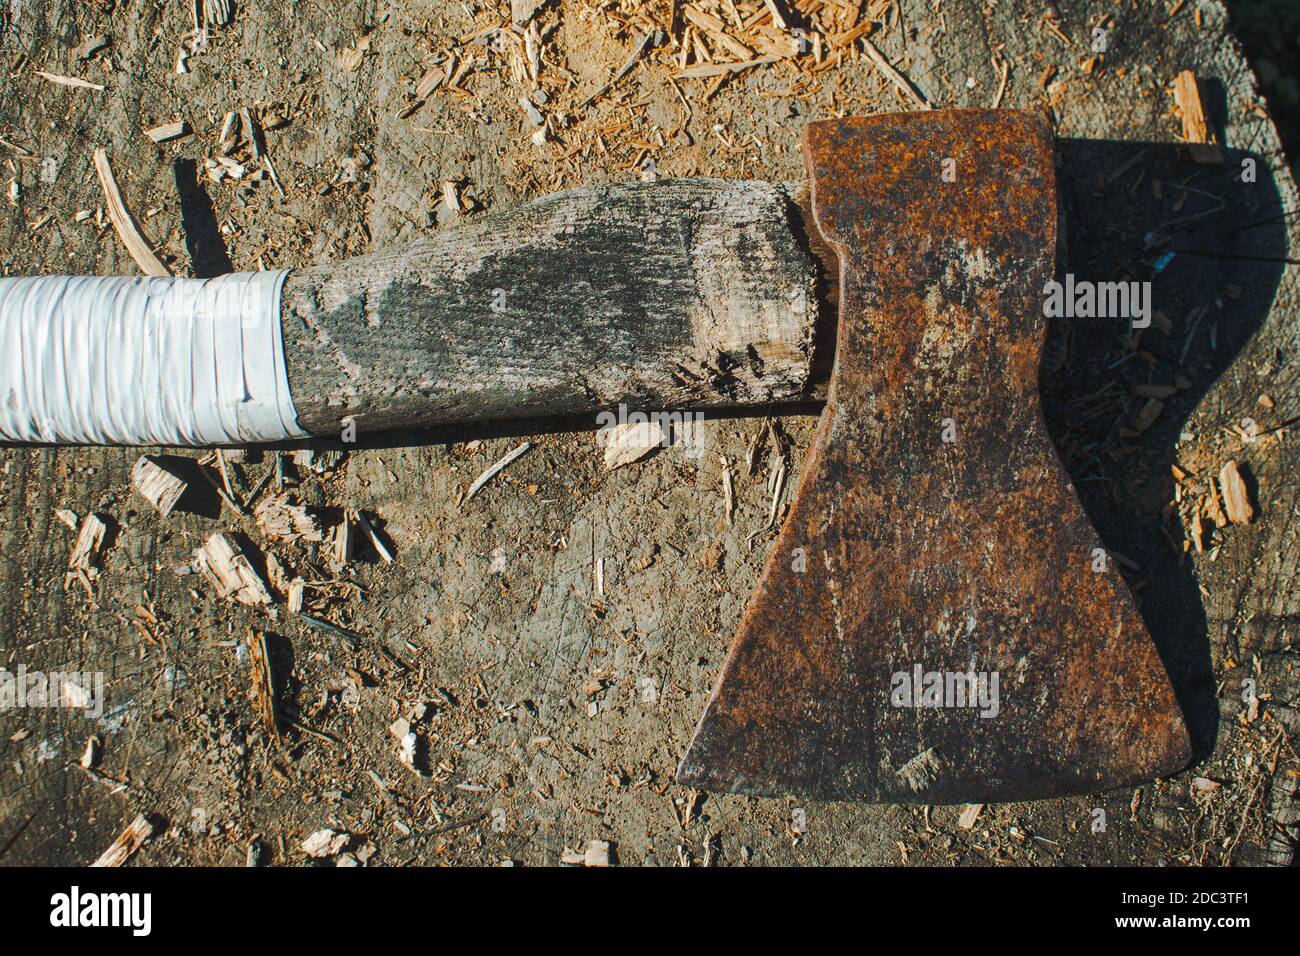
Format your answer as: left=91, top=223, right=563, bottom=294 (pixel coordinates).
left=174, top=159, right=233, bottom=278
left=261, top=630, right=298, bottom=739
left=1048, top=138, right=1287, bottom=764
left=147, top=453, right=223, bottom=520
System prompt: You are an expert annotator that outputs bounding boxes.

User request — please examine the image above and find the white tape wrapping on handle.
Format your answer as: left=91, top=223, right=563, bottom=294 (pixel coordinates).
left=0, top=271, right=307, bottom=445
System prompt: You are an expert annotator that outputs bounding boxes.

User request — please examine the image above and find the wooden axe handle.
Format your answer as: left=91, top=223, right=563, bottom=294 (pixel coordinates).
left=281, top=179, right=823, bottom=438
left=0, top=179, right=823, bottom=447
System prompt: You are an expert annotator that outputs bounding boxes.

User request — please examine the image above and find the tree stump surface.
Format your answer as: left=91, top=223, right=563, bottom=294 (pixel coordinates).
left=0, top=1, right=1295, bottom=866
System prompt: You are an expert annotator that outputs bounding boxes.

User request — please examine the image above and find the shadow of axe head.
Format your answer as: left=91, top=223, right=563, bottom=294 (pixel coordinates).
left=676, top=110, right=1192, bottom=804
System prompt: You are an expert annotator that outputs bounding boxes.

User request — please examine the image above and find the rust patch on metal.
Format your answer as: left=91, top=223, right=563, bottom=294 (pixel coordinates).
left=677, top=111, right=1191, bottom=803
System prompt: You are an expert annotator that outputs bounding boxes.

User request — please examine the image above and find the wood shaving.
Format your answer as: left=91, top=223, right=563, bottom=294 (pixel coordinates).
left=91, top=813, right=153, bottom=867
left=93, top=148, right=170, bottom=276
left=255, top=492, right=323, bottom=542
left=466, top=442, right=532, bottom=498
left=600, top=421, right=665, bottom=470
left=131, top=455, right=187, bottom=516
left=194, top=533, right=272, bottom=606
left=1218, top=460, right=1254, bottom=525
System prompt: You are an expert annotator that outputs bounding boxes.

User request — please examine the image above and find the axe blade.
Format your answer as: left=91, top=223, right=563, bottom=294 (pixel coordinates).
left=677, top=110, right=1191, bottom=803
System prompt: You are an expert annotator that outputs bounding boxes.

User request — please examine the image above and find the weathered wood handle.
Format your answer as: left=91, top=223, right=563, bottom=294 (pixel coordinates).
left=281, top=179, right=820, bottom=437
left=0, top=180, right=819, bottom=447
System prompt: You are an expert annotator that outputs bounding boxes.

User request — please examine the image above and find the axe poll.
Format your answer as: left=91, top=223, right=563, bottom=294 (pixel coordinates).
left=0, top=110, right=1191, bottom=803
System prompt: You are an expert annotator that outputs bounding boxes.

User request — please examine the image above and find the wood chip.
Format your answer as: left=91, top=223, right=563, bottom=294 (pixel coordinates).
left=193, top=456, right=245, bottom=515
left=440, top=180, right=461, bottom=222
left=68, top=513, right=108, bottom=576
left=675, top=56, right=778, bottom=79
left=399, top=67, right=446, bottom=118
left=299, top=613, right=360, bottom=649
left=466, top=442, right=532, bottom=499
left=524, top=23, right=541, bottom=83
left=301, top=828, right=347, bottom=858
left=219, top=111, right=241, bottom=152
left=1172, top=69, right=1222, bottom=163
left=287, top=578, right=305, bottom=614
left=448, top=55, right=474, bottom=89
left=561, top=839, right=611, bottom=866
left=0, top=135, right=32, bottom=157
left=414, top=67, right=445, bottom=99
left=600, top=421, right=665, bottom=470
left=263, top=143, right=286, bottom=196
left=763, top=0, right=789, bottom=30
left=860, top=38, right=931, bottom=110
left=340, top=35, right=371, bottom=72
left=991, top=56, right=1010, bottom=108
left=722, top=457, right=735, bottom=525
left=93, top=148, right=170, bottom=276
left=91, top=813, right=153, bottom=867
left=957, top=803, right=982, bottom=830
left=131, top=455, right=188, bottom=516
left=293, top=447, right=345, bottom=475
left=255, top=492, right=322, bottom=542
left=519, top=96, right=545, bottom=126
left=584, top=839, right=611, bottom=866
left=828, top=21, right=876, bottom=50
left=352, top=509, right=394, bottom=563
left=34, top=70, right=105, bottom=91
left=144, top=120, right=190, bottom=143
left=389, top=717, right=424, bottom=774
left=1206, top=477, right=1228, bottom=529
left=1133, top=384, right=1177, bottom=399
left=214, top=449, right=245, bottom=513
left=330, top=513, right=354, bottom=568
left=194, top=532, right=272, bottom=605
left=1190, top=508, right=1206, bottom=552
left=1172, top=69, right=1211, bottom=144
left=1218, top=460, right=1254, bottom=525
left=712, top=30, right=756, bottom=61
left=1132, top=397, right=1164, bottom=433
left=265, top=552, right=292, bottom=594
left=746, top=455, right=788, bottom=546
left=247, top=630, right=281, bottom=743
left=684, top=6, right=726, bottom=35
left=54, top=508, right=79, bottom=530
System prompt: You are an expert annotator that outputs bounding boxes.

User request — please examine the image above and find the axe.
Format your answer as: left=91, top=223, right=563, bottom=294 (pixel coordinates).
left=0, top=110, right=1191, bottom=803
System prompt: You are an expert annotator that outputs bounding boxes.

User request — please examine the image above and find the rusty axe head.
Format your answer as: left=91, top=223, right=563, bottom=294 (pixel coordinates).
left=677, top=110, right=1191, bottom=803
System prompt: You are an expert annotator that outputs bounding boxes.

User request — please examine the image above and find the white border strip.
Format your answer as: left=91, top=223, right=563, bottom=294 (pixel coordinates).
left=0, top=271, right=307, bottom=445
